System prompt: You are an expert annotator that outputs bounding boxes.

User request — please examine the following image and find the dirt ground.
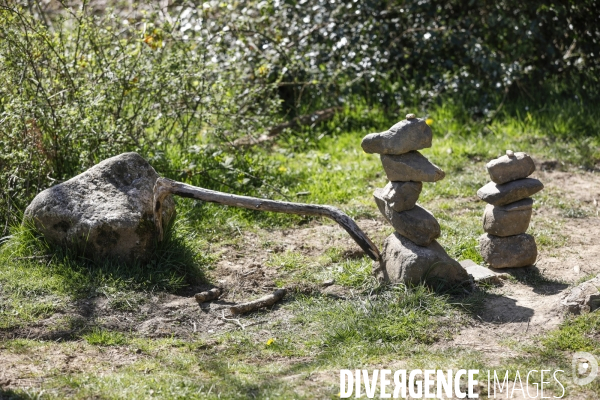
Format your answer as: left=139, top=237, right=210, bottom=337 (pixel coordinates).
left=1, top=167, right=599, bottom=398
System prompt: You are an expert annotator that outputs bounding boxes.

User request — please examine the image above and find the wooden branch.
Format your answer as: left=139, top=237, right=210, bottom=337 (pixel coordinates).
left=153, top=178, right=380, bottom=261
left=229, top=289, right=287, bottom=315
left=194, top=288, right=222, bottom=304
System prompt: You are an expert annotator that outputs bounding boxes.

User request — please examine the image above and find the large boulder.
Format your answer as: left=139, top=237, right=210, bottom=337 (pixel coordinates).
left=373, top=233, right=470, bottom=286
left=24, top=152, right=175, bottom=263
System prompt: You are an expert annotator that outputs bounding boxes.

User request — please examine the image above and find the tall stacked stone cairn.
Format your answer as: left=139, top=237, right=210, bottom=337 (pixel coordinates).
left=362, top=114, right=469, bottom=286
left=477, top=150, right=544, bottom=268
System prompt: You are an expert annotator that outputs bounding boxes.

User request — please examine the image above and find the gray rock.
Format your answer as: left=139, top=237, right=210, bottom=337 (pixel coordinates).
left=375, top=181, right=422, bottom=212
left=478, top=233, right=537, bottom=269
left=486, top=151, right=536, bottom=184
left=374, top=194, right=440, bottom=246
left=380, top=151, right=445, bottom=182
left=373, top=233, right=470, bottom=286
left=477, top=178, right=544, bottom=206
left=459, top=259, right=508, bottom=285
left=561, top=275, right=600, bottom=315
left=24, top=152, right=175, bottom=263
left=482, top=198, right=533, bottom=236
left=361, top=118, right=432, bottom=155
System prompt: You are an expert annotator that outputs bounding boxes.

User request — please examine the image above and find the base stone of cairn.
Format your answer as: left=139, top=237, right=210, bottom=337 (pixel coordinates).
left=374, top=233, right=469, bottom=285
left=477, top=151, right=543, bottom=269
left=363, top=114, right=469, bottom=287
left=478, top=233, right=538, bottom=269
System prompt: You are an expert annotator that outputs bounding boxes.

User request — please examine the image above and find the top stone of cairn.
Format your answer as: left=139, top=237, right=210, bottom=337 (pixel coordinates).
left=486, top=150, right=536, bottom=184
left=361, top=115, right=432, bottom=155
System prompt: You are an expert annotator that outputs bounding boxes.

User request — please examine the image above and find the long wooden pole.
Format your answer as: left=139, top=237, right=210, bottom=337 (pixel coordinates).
left=153, top=177, right=380, bottom=261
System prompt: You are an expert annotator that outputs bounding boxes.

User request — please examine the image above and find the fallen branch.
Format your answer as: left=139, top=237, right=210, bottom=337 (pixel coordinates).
left=194, top=288, right=222, bottom=304
left=232, top=107, right=342, bottom=147
left=153, top=178, right=380, bottom=261
left=229, top=288, right=287, bottom=315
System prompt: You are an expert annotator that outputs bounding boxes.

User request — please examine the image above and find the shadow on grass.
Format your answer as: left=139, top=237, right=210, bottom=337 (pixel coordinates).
left=0, top=221, right=212, bottom=340
left=34, top=219, right=209, bottom=297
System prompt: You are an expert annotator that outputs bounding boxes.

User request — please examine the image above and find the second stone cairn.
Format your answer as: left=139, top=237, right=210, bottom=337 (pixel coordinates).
left=364, top=114, right=469, bottom=286
left=477, top=150, right=543, bottom=268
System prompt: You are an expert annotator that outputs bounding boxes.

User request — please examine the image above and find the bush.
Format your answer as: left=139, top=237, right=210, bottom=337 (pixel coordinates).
left=1, top=0, right=599, bottom=232
left=0, top=1, right=284, bottom=232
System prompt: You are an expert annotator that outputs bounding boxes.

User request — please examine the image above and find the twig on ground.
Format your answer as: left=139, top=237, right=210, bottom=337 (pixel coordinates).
left=195, top=288, right=222, bottom=304
left=229, top=288, right=287, bottom=315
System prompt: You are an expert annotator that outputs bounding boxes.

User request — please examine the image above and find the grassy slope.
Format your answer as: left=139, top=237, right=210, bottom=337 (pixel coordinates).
left=0, top=97, right=599, bottom=399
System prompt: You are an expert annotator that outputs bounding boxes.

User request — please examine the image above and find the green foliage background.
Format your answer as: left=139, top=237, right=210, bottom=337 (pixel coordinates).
left=1, top=0, right=599, bottom=233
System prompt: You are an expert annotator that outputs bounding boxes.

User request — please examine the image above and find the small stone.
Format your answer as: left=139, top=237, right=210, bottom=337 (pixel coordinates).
left=482, top=198, right=533, bottom=236
left=459, top=259, right=508, bottom=285
left=478, top=233, right=537, bottom=269
left=374, top=194, right=440, bottom=246
left=322, top=279, right=335, bottom=287
left=361, top=119, right=432, bottom=155
left=561, top=275, right=600, bottom=314
left=486, top=151, right=535, bottom=184
left=477, top=178, right=544, bottom=206
left=23, top=152, right=175, bottom=263
left=406, top=113, right=416, bottom=119
left=374, top=181, right=422, bottom=212
left=380, top=151, right=445, bottom=182
left=373, top=233, right=470, bottom=286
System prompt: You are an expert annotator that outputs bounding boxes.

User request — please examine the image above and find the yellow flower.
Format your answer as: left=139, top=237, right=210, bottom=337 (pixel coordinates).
left=278, top=166, right=287, bottom=173
left=266, top=338, right=275, bottom=346
left=425, top=118, right=434, bottom=125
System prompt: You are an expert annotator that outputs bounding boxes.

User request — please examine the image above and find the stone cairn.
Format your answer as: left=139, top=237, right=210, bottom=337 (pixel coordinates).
left=477, top=151, right=544, bottom=268
left=362, top=114, right=469, bottom=286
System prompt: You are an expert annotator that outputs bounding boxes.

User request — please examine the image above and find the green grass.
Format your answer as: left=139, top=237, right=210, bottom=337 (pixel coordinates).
left=83, top=328, right=128, bottom=346
left=0, top=220, right=213, bottom=331
left=1, top=94, right=599, bottom=398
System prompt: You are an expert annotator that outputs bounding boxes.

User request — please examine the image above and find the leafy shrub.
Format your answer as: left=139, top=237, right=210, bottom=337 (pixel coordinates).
left=0, top=1, right=284, bottom=232
left=1, top=0, right=599, bottom=232
left=238, top=0, right=600, bottom=112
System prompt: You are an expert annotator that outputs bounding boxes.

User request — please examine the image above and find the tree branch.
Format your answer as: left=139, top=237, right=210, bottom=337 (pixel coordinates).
left=153, top=177, right=380, bottom=261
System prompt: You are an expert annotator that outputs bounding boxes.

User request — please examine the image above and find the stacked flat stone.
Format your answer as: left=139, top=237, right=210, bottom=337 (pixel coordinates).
left=363, top=114, right=469, bottom=286
left=477, top=150, right=544, bottom=268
